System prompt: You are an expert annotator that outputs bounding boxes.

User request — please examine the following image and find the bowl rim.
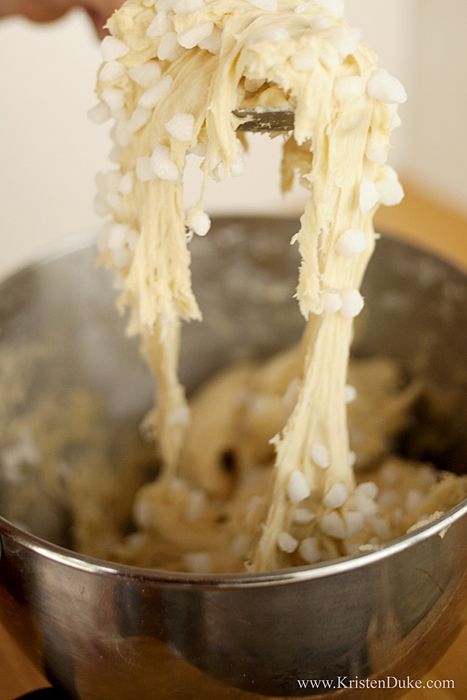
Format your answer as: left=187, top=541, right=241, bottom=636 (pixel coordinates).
left=1, top=500, right=466, bottom=588
left=0, top=222, right=466, bottom=589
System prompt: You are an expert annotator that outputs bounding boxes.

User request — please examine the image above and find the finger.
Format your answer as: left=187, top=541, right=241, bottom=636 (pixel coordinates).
left=84, top=1, right=122, bottom=38
left=90, top=0, right=122, bottom=17
left=11, top=0, right=69, bottom=22
left=85, top=7, right=107, bottom=38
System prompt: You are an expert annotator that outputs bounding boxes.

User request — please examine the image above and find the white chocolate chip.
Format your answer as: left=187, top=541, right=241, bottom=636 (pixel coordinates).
left=367, top=69, right=407, bottom=105
left=101, top=36, right=129, bottom=61
left=107, top=222, right=129, bottom=250
left=147, top=12, right=172, bottom=38
left=287, top=470, right=311, bottom=504
left=320, top=512, right=347, bottom=539
left=182, top=552, right=212, bottom=573
left=113, top=120, right=131, bottom=147
left=96, top=169, right=121, bottom=194
left=139, top=76, right=173, bottom=109
left=314, top=0, right=345, bottom=18
left=389, top=106, right=402, bottom=130
left=336, top=229, right=367, bottom=257
left=310, top=443, right=330, bottom=469
left=231, top=534, right=251, bottom=558
left=158, top=32, right=183, bottom=61
left=359, top=178, right=380, bottom=213
left=371, top=517, right=390, bottom=540
left=310, top=14, right=332, bottom=30
left=129, top=62, right=161, bottom=88
left=282, top=378, right=301, bottom=410
left=322, top=291, right=343, bottom=315
left=133, top=498, right=153, bottom=528
left=101, top=88, right=125, bottom=114
left=105, top=192, right=124, bottom=216
left=406, top=489, right=422, bottom=512
left=178, top=22, right=214, bottom=49
left=129, top=107, right=152, bottom=133
left=356, top=482, right=379, bottom=500
left=343, top=511, right=364, bottom=537
left=299, top=537, right=321, bottom=564
left=186, top=208, right=211, bottom=236
left=277, top=532, right=299, bottom=554
left=151, top=145, right=179, bottom=181
left=249, top=27, right=289, bottom=46
left=366, top=136, right=388, bottom=165
left=186, top=489, right=207, bottom=522
left=324, top=482, right=349, bottom=509
left=88, top=102, right=110, bottom=124
left=99, top=61, right=125, bottom=82
left=248, top=0, right=278, bottom=10
left=118, top=170, right=135, bottom=194
left=351, top=493, right=378, bottom=518
left=340, top=289, right=365, bottom=319
left=173, top=0, right=204, bottom=12
left=199, top=27, right=222, bottom=54
left=377, top=169, right=405, bottom=206
left=165, top=112, right=195, bottom=142
left=293, top=508, right=316, bottom=525
left=332, top=27, right=361, bottom=58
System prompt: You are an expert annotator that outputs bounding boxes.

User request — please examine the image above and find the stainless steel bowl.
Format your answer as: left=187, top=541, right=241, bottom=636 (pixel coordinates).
left=0, top=217, right=466, bottom=699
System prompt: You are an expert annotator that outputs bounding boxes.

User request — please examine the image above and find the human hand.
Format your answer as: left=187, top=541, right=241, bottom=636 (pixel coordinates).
left=1, top=1, right=123, bottom=37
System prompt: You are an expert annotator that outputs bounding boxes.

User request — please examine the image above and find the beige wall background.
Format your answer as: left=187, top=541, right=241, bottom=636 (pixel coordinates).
left=0, top=0, right=466, bottom=275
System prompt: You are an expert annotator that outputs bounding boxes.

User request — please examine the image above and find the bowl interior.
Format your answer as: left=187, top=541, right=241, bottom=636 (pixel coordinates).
left=0, top=217, right=466, bottom=552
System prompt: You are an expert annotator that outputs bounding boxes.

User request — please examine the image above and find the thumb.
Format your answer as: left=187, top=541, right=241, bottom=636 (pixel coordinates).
left=84, top=8, right=107, bottom=38
left=84, top=2, right=121, bottom=38
left=92, top=0, right=122, bottom=17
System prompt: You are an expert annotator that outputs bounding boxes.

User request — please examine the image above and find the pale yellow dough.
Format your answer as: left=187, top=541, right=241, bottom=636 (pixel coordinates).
left=2, top=347, right=465, bottom=573
left=91, top=0, right=465, bottom=573
left=103, top=355, right=467, bottom=572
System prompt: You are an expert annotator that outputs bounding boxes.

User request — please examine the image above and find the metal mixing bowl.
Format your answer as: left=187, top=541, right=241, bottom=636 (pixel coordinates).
left=0, top=217, right=466, bottom=699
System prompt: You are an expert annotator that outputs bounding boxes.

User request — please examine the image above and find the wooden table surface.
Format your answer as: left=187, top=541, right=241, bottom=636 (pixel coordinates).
left=1, top=186, right=466, bottom=699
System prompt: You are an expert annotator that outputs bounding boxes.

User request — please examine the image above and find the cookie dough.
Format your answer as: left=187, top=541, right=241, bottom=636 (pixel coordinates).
left=2, top=347, right=465, bottom=573
left=104, top=355, right=467, bottom=572
left=89, top=0, right=465, bottom=572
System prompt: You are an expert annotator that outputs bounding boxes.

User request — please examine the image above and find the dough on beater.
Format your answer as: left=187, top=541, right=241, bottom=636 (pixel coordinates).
left=87, top=0, right=465, bottom=573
